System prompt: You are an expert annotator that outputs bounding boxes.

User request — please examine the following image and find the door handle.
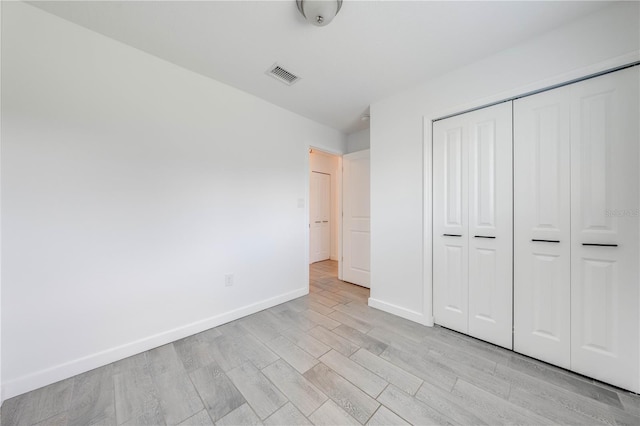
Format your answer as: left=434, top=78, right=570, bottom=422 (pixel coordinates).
left=443, top=234, right=462, bottom=237
left=532, top=239, right=560, bottom=243
left=315, top=221, right=321, bottom=223
left=474, top=235, right=496, bottom=239
left=322, top=221, right=329, bottom=223
left=582, top=243, right=618, bottom=247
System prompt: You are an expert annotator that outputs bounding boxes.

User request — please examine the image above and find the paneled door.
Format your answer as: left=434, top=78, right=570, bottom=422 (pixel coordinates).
left=310, top=171, right=331, bottom=263
left=466, top=102, right=513, bottom=349
left=570, top=67, right=639, bottom=392
left=342, top=150, right=370, bottom=287
left=514, top=86, right=572, bottom=368
left=433, top=113, right=469, bottom=334
left=433, top=102, right=513, bottom=348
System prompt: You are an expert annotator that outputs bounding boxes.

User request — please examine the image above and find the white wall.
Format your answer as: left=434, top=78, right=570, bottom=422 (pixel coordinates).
left=346, top=128, right=370, bottom=153
left=309, top=150, right=341, bottom=261
left=369, top=2, right=640, bottom=325
left=1, top=2, right=345, bottom=400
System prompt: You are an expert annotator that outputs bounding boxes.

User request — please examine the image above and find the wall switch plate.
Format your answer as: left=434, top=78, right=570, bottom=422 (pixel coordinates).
left=224, top=273, right=234, bottom=287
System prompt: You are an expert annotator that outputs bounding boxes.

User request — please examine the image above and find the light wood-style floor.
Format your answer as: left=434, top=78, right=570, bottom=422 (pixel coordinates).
left=2, top=260, right=639, bottom=425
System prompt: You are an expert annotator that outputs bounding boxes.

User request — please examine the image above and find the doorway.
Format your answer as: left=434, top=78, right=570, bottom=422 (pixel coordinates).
left=308, top=147, right=371, bottom=289
left=309, top=149, right=341, bottom=273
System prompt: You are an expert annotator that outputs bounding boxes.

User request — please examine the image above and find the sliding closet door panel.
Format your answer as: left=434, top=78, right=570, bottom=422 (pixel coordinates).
left=433, top=117, right=469, bottom=334
left=513, top=87, right=571, bottom=368
left=467, top=102, right=513, bottom=349
left=570, top=67, right=639, bottom=392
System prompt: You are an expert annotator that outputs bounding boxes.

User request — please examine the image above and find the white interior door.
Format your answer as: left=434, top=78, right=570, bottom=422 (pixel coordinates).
left=342, top=150, right=370, bottom=287
left=570, top=67, right=639, bottom=392
left=433, top=115, right=469, bottom=334
left=310, top=171, right=331, bottom=263
left=467, top=102, right=513, bottom=349
left=433, top=102, right=512, bottom=347
left=514, top=86, right=572, bottom=368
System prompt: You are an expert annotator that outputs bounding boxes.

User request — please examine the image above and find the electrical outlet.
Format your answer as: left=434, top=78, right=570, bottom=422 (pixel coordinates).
left=224, top=273, right=234, bottom=287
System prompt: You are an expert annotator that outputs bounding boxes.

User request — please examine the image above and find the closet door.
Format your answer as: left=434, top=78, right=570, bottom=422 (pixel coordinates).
left=513, top=87, right=572, bottom=368
left=433, top=102, right=513, bottom=346
left=433, top=114, right=469, bottom=334
left=570, top=67, right=639, bottom=392
left=467, top=102, right=513, bottom=349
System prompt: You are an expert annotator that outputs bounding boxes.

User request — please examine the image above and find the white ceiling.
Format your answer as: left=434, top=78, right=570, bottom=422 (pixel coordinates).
left=29, top=0, right=613, bottom=134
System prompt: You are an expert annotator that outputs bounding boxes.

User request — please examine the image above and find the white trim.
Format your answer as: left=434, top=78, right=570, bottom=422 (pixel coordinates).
left=422, top=116, right=434, bottom=328
left=336, top=155, right=343, bottom=280
left=0, top=0, right=3, bottom=407
left=368, top=297, right=432, bottom=326
left=1, top=287, right=307, bottom=401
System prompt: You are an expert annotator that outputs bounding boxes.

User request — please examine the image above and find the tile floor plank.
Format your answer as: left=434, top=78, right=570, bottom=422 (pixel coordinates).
left=300, top=309, right=341, bottom=330
left=265, top=336, right=318, bottom=374
left=376, top=385, right=454, bottom=426
left=177, top=410, right=214, bottom=426
left=261, top=359, right=327, bottom=416
left=153, top=370, right=204, bottom=426
left=226, top=362, right=288, bottom=420
left=308, top=326, right=359, bottom=357
left=451, top=379, right=554, bottom=425
left=366, top=406, right=410, bottom=426
left=174, top=337, right=217, bottom=373
left=1, top=393, right=36, bottom=426
left=215, top=403, right=262, bottom=426
left=114, top=367, right=162, bottom=425
left=319, top=350, right=388, bottom=398
left=332, top=324, right=388, bottom=355
left=67, top=366, right=115, bottom=426
left=263, top=402, right=311, bottom=426
left=304, top=363, right=380, bottom=424
left=148, top=344, right=187, bottom=378
left=307, top=400, right=361, bottom=426
left=306, top=301, right=336, bottom=316
left=189, top=363, right=246, bottom=422
left=278, top=327, right=331, bottom=359
left=379, top=346, right=458, bottom=393
left=350, top=348, right=423, bottom=396
left=328, top=311, right=374, bottom=333
left=33, top=411, right=70, bottom=426
left=508, top=355, right=624, bottom=409
left=414, top=381, right=490, bottom=425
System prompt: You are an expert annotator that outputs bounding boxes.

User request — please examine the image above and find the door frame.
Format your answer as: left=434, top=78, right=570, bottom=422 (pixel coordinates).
left=307, top=146, right=343, bottom=280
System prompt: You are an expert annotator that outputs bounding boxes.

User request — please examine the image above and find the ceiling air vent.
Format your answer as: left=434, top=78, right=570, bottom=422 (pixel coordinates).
left=266, top=63, right=301, bottom=86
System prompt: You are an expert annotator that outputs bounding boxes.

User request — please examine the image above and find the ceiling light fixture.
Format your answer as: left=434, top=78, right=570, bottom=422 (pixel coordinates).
left=296, top=0, right=343, bottom=27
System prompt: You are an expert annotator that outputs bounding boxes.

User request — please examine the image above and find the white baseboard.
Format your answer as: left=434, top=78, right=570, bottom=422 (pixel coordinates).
left=1, top=287, right=308, bottom=402
left=367, top=297, right=433, bottom=326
